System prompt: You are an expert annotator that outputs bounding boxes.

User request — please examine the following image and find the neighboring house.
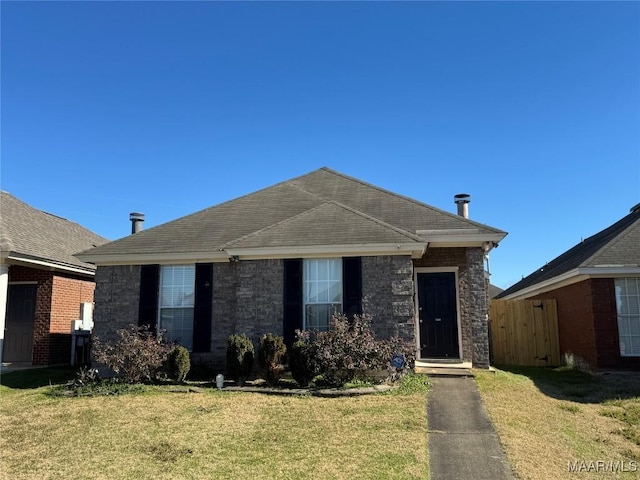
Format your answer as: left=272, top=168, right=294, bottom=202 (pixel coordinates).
left=77, top=168, right=507, bottom=368
left=489, top=284, right=504, bottom=299
left=0, top=192, right=108, bottom=365
left=497, top=204, right=640, bottom=370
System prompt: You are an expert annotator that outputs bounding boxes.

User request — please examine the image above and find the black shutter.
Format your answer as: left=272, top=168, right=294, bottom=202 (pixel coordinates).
left=193, top=263, right=213, bottom=353
left=283, top=259, right=303, bottom=347
left=139, top=264, right=160, bottom=329
left=343, top=257, right=362, bottom=317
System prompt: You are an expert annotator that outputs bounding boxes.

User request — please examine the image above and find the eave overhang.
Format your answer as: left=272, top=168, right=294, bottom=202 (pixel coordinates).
left=500, top=266, right=640, bottom=300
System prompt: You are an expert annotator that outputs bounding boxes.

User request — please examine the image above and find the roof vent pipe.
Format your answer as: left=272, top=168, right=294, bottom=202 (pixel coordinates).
left=454, top=194, right=471, bottom=218
left=130, top=212, right=145, bottom=234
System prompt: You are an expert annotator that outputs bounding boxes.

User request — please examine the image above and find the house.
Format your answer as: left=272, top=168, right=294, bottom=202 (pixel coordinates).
left=497, top=204, right=640, bottom=370
left=77, top=168, right=507, bottom=369
left=0, top=191, right=108, bottom=366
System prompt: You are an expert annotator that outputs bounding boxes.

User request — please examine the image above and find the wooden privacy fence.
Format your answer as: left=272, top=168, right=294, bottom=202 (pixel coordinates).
left=489, top=299, right=560, bottom=367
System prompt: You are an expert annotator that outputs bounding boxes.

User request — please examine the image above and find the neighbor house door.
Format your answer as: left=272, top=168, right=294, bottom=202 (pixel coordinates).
left=417, top=272, right=459, bottom=359
left=3, top=284, right=37, bottom=363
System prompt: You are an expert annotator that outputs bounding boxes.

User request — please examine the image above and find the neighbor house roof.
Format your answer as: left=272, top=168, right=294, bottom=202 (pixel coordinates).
left=498, top=204, right=640, bottom=299
left=77, top=167, right=507, bottom=265
left=0, top=191, right=109, bottom=275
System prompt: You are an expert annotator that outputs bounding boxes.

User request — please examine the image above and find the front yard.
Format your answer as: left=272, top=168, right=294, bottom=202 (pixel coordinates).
left=0, top=368, right=428, bottom=480
left=476, top=367, right=640, bottom=480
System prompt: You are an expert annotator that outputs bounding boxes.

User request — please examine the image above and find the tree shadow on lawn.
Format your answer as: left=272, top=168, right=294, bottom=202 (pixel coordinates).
left=496, top=365, right=640, bottom=404
left=1, top=366, right=79, bottom=389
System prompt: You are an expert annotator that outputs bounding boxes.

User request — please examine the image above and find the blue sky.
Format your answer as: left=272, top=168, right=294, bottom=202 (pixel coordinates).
left=2, top=1, right=639, bottom=289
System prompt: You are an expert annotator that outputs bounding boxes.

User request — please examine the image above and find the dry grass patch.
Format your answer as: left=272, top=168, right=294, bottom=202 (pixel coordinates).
left=475, top=367, right=640, bottom=480
left=0, top=370, right=428, bottom=480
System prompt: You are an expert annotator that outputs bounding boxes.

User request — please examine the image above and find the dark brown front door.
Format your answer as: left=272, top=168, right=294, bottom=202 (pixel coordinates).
left=3, top=284, right=37, bottom=363
left=417, top=272, right=459, bottom=359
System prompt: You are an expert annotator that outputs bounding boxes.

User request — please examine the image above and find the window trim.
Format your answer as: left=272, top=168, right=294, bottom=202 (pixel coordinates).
left=615, top=277, right=640, bottom=358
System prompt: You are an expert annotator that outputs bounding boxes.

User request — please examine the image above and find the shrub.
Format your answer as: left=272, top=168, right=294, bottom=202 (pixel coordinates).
left=93, top=324, right=172, bottom=384
left=257, top=333, right=287, bottom=386
left=226, top=334, right=254, bottom=386
left=166, top=345, right=191, bottom=382
left=309, top=314, right=416, bottom=387
left=289, top=331, right=318, bottom=387
left=313, top=314, right=388, bottom=387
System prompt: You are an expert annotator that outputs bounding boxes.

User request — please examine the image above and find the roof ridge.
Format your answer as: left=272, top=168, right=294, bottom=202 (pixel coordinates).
left=220, top=202, right=334, bottom=249
left=329, top=200, right=424, bottom=242
left=309, top=167, right=505, bottom=234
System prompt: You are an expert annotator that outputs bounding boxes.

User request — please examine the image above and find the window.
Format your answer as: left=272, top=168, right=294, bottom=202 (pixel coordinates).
left=159, top=265, right=195, bottom=351
left=615, top=278, right=640, bottom=357
left=303, top=259, right=342, bottom=331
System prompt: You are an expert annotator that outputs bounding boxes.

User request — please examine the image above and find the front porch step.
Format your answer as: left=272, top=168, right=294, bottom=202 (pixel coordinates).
left=415, top=359, right=474, bottom=377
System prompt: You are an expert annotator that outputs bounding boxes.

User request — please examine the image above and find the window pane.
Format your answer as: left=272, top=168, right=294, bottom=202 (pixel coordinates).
left=305, top=304, right=331, bottom=331
left=330, top=282, right=342, bottom=303
left=306, top=281, right=318, bottom=303
left=160, top=307, right=194, bottom=351
left=629, top=316, right=640, bottom=336
left=329, top=259, right=341, bottom=281
left=616, top=278, right=640, bottom=357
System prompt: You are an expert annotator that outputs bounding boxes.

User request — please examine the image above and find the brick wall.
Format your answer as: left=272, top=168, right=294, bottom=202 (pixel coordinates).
left=92, top=265, right=141, bottom=345
left=361, top=255, right=415, bottom=343
left=413, top=247, right=489, bottom=367
left=193, top=260, right=284, bottom=370
left=532, top=278, right=640, bottom=370
left=49, top=275, right=95, bottom=364
left=8, top=265, right=95, bottom=365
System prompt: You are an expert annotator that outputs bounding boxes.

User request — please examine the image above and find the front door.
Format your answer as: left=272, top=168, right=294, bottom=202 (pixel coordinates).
left=3, top=284, right=37, bottom=363
left=417, top=272, right=459, bottom=359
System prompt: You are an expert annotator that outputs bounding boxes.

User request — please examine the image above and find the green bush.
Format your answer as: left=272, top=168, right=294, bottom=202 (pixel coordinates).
left=289, top=331, right=318, bottom=387
left=93, top=325, right=172, bottom=384
left=226, top=334, right=254, bottom=386
left=257, top=333, right=287, bottom=386
left=166, top=345, right=191, bottom=382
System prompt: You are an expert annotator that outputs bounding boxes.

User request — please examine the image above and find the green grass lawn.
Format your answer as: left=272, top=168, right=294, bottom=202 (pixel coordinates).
left=475, top=366, right=640, bottom=480
left=0, top=368, right=428, bottom=480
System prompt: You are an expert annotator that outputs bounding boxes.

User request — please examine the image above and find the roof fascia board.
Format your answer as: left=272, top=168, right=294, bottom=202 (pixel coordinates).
left=416, top=232, right=506, bottom=245
left=6, top=254, right=95, bottom=276
left=76, top=251, right=230, bottom=266
left=226, top=243, right=428, bottom=260
left=501, top=266, right=640, bottom=300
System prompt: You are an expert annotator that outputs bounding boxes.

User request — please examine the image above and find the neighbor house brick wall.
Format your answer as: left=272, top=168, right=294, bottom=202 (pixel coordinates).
left=361, top=255, right=415, bottom=343
left=413, top=247, right=489, bottom=367
left=531, top=278, right=640, bottom=370
left=92, top=265, right=141, bottom=346
left=8, top=265, right=95, bottom=365
left=48, top=275, right=95, bottom=364
left=194, top=260, right=284, bottom=370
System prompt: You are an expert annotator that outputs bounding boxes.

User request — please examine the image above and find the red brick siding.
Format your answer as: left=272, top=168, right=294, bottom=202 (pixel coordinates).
left=531, top=280, right=598, bottom=367
left=531, top=278, right=640, bottom=370
left=8, top=265, right=95, bottom=365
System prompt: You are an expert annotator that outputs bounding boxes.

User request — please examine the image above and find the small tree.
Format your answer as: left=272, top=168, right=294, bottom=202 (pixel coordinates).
left=257, top=333, right=287, bottom=386
left=226, top=334, right=254, bottom=386
left=93, top=324, right=172, bottom=384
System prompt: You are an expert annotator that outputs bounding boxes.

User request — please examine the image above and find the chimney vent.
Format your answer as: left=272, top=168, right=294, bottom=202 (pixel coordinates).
left=454, top=194, right=471, bottom=218
left=130, top=212, right=145, bottom=234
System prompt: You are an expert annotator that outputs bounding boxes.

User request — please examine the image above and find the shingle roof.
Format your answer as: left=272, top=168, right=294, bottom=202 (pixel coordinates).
left=79, top=167, right=506, bottom=259
left=0, top=191, right=108, bottom=273
left=497, top=205, right=640, bottom=298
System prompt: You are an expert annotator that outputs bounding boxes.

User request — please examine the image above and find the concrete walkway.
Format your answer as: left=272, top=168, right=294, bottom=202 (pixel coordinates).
left=428, top=376, right=514, bottom=480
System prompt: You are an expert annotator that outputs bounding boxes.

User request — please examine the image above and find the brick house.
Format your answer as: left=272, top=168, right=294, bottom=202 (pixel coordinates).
left=0, top=192, right=108, bottom=365
left=497, top=204, right=640, bottom=370
left=78, top=168, right=507, bottom=369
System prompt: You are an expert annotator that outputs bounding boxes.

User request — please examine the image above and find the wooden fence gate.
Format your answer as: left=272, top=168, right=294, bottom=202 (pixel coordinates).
left=489, top=299, right=560, bottom=367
